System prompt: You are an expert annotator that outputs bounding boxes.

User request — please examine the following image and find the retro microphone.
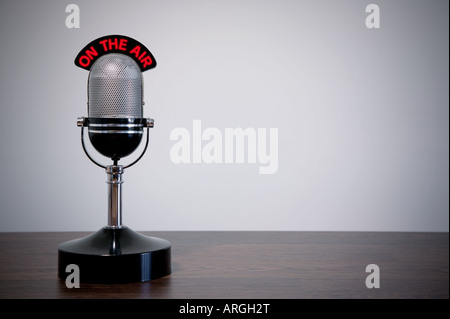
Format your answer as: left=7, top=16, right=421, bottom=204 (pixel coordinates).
left=58, top=35, right=171, bottom=284
left=83, top=53, right=151, bottom=165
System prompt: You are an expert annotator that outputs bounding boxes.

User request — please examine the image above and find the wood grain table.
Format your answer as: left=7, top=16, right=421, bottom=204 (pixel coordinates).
left=0, top=231, right=447, bottom=299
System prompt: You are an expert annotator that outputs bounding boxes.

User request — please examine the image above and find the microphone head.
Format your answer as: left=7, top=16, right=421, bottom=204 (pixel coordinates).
left=87, top=53, right=145, bottom=161
left=88, top=53, right=143, bottom=118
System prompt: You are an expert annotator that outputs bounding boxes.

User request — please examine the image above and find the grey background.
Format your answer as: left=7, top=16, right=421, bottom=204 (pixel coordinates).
left=0, top=0, right=448, bottom=232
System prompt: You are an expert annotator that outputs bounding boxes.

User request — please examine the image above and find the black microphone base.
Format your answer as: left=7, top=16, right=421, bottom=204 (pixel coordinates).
left=58, top=226, right=171, bottom=284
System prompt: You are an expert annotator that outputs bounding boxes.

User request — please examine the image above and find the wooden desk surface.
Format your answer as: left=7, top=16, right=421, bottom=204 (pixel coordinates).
left=0, top=231, right=447, bottom=299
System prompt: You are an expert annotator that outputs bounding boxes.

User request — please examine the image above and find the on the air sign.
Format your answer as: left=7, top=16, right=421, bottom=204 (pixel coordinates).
left=74, top=35, right=157, bottom=72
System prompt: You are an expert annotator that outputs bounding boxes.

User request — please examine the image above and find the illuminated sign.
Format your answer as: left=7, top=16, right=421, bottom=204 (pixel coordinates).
left=74, top=35, right=156, bottom=72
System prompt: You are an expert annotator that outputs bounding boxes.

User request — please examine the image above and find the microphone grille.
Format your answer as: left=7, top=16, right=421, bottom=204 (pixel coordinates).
left=88, top=53, right=142, bottom=118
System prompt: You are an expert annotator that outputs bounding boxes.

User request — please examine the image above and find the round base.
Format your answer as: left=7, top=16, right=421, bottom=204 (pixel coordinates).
left=58, top=226, right=171, bottom=283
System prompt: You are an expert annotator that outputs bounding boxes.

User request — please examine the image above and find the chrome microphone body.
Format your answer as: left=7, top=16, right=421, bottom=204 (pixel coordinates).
left=87, top=53, right=145, bottom=162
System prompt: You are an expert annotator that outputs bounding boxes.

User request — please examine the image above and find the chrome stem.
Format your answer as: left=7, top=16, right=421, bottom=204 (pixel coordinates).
left=106, top=165, right=124, bottom=228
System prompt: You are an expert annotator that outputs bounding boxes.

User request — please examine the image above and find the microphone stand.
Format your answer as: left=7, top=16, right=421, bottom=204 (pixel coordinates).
left=106, top=165, right=123, bottom=229
left=57, top=118, right=171, bottom=283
